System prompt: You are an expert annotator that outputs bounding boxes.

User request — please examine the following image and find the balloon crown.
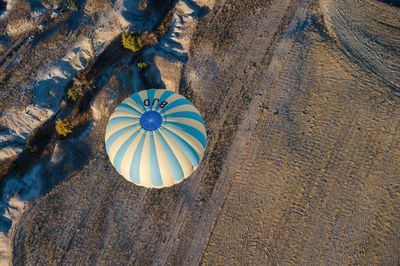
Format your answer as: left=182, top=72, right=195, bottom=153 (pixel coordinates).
left=140, top=111, right=163, bottom=131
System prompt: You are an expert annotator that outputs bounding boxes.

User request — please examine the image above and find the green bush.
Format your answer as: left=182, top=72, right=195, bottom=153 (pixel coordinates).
left=55, top=119, right=74, bottom=137
left=67, top=77, right=91, bottom=102
left=67, top=88, right=80, bottom=102
left=121, top=33, right=143, bottom=52
left=137, top=61, right=148, bottom=69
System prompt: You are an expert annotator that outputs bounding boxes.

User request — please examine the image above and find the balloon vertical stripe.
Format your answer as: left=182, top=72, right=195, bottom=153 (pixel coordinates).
left=130, top=133, right=146, bottom=184
left=149, top=134, right=163, bottom=187
left=155, top=130, right=185, bottom=183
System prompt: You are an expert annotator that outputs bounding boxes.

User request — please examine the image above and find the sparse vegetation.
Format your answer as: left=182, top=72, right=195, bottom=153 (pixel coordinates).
left=137, top=61, right=148, bottom=69
left=67, top=77, right=91, bottom=102
left=55, top=119, right=74, bottom=137
left=218, top=31, right=234, bottom=46
left=67, top=88, right=80, bottom=102
left=141, top=31, right=158, bottom=46
left=62, top=0, right=78, bottom=11
left=224, top=4, right=236, bottom=11
left=121, top=33, right=143, bottom=52
left=25, top=145, right=37, bottom=153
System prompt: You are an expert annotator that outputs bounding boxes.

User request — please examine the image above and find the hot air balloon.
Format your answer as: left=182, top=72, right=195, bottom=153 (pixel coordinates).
left=105, top=89, right=207, bottom=188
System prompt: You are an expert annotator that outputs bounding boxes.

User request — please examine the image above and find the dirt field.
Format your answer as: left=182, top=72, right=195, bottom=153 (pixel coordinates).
left=1, top=0, right=399, bottom=265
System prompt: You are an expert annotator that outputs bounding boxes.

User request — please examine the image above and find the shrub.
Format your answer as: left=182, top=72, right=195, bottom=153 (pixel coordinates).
left=121, top=33, right=143, bottom=52
left=219, top=34, right=233, bottom=46
left=55, top=119, right=74, bottom=137
left=63, top=0, right=78, bottom=11
left=67, top=77, right=91, bottom=102
left=224, top=4, right=236, bottom=11
left=67, top=88, right=80, bottom=102
left=137, top=61, right=148, bottom=69
left=26, top=145, right=37, bottom=153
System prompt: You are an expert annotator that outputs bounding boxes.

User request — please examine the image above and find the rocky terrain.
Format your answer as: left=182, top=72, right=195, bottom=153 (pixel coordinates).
left=0, top=0, right=399, bottom=265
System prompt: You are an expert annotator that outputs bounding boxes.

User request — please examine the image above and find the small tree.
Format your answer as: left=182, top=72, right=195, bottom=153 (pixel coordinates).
left=55, top=119, right=74, bottom=137
left=121, top=33, right=143, bottom=52
left=137, top=61, right=148, bottom=69
left=67, top=77, right=91, bottom=102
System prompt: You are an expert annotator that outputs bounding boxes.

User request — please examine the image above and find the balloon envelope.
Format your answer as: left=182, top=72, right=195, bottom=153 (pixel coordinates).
left=105, top=89, right=207, bottom=188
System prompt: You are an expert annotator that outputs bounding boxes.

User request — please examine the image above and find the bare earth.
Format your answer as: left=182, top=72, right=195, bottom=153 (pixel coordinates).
left=0, top=0, right=399, bottom=265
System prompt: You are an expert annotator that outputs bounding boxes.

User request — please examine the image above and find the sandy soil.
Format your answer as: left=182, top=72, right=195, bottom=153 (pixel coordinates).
left=0, top=0, right=399, bottom=265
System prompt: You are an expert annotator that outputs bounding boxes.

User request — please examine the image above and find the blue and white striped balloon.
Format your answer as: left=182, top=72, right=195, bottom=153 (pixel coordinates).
left=105, top=89, right=207, bottom=188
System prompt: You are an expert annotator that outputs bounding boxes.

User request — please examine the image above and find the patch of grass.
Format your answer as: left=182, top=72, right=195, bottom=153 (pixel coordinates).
left=55, top=119, right=74, bottom=137
left=137, top=61, right=148, bottom=69
left=121, top=33, right=143, bottom=52
left=67, top=77, right=91, bottom=102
